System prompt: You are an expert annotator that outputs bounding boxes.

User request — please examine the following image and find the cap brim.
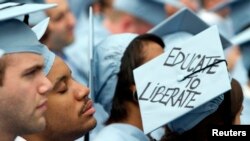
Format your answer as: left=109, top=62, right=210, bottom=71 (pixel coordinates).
left=0, top=2, right=57, bottom=21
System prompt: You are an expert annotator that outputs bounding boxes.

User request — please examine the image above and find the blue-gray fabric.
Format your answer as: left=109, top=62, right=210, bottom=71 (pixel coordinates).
left=42, top=46, right=55, bottom=76
left=168, top=94, right=224, bottom=133
left=0, top=19, right=45, bottom=54
left=159, top=31, right=227, bottom=133
left=93, top=123, right=150, bottom=141
left=0, top=19, right=55, bottom=75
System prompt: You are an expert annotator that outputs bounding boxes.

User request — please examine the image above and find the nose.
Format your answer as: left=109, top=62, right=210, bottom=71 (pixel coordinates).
left=67, top=12, right=76, bottom=29
left=74, top=81, right=90, bottom=101
left=38, top=76, right=52, bottom=95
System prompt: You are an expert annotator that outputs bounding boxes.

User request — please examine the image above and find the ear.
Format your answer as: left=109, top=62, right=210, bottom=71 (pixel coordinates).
left=130, top=85, right=138, bottom=101
left=130, top=85, right=136, bottom=94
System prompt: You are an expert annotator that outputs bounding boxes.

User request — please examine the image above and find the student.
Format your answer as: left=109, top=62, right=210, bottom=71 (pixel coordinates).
left=43, top=0, right=89, bottom=88
left=0, top=3, right=55, bottom=140
left=42, top=0, right=76, bottom=55
left=41, top=1, right=104, bottom=140
left=93, top=33, right=138, bottom=115
left=65, top=0, right=167, bottom=88
left=22, top=56, right=97, bottom=141
left=93, top=33, right=224, bottom=141
left=93, top=33, right=165, bottom=141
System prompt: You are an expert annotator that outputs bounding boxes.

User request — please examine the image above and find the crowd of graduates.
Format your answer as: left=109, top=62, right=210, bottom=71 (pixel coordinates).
left=0, top=0, right=249, bottom=141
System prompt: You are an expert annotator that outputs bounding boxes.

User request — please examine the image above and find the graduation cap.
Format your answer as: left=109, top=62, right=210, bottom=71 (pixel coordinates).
left=113, top=0, right=166, bottom=25
left=148, top=8, right=232, bottom=49
left=6, top=1, right=50, bottom=25
left=0, top=2, right=56, bottom=75
left=0, top=2, right=56, bottom=21
left=93, top=33, right=138, bottom=113
left=134, top=26, right=231, bottom=134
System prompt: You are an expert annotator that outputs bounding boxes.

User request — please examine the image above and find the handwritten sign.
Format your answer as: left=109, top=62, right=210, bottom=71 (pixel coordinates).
left=133, top=26, right=231, bottom=134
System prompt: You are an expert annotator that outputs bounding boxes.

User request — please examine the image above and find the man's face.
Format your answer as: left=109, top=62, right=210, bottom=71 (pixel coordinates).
left=44, top=57, right=96, bottom=140
left=46, top=0, right=75, bottom=51
left=0, top=53, right=52, bottom=134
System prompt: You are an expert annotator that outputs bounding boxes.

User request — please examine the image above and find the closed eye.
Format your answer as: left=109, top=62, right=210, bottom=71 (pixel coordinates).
left=22, top=65, right=44, bottom=78
left=56, top=81, right=68, bottom=94
left=53, top=76, right=68, bottom=94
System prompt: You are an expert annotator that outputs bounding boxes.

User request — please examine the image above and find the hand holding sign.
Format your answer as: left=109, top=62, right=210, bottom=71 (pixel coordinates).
left=134, top=26, right=231, bottom=134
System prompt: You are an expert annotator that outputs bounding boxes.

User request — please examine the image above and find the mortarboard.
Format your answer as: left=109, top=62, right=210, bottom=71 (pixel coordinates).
left=0, top=19, right=46, bottom=54
left=134, top=26, right=230, bottom=134
left=0, top=2, right=56, bottom=21
left=0, top=1, right=52, bottom=25
left=0, top=2, right=56, bottom=75
left=113, top=0, right=166, bottom=25
left=148, top=8, right=232, bottom=49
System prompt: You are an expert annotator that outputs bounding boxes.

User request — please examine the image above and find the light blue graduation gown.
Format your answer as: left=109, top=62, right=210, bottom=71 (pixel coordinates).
left=93, top=123, right=150, bottom=141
